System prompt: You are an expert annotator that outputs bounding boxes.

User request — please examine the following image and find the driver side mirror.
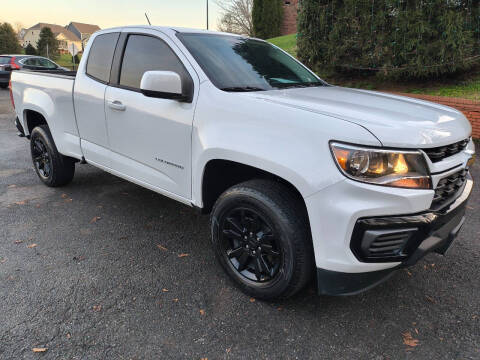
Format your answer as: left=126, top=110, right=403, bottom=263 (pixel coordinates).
left=140, top=71, right=192, bottom=103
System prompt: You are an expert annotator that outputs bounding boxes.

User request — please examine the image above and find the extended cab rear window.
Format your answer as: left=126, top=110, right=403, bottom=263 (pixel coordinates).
left=86, top=32, right=120, bottom=83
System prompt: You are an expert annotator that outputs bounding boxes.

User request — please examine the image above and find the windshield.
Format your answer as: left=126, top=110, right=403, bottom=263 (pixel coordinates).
left=178, top=33, right=324, bottom=92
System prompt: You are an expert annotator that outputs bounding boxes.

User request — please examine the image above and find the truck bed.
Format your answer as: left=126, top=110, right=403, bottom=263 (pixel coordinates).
left=11, top=69, right=83, bottom=160
left=20, top=69, right=77, bottom=78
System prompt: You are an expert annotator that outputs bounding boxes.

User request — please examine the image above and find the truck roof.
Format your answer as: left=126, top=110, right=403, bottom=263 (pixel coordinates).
left=98, top=25, right=247, bottom=38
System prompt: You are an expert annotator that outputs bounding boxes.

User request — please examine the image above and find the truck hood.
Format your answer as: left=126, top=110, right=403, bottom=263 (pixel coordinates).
left=248, top=86, right=472, bottom=148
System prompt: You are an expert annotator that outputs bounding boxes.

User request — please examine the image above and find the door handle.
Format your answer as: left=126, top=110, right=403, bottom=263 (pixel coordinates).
left=108, top=100, right=126, bottom=111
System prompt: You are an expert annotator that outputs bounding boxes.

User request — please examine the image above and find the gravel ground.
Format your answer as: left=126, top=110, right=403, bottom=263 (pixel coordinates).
left=0, top=88, right=479, bottom=359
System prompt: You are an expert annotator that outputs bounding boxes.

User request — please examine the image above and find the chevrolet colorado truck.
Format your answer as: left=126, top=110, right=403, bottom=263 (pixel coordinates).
left=10, top=26, right=475, bottom=299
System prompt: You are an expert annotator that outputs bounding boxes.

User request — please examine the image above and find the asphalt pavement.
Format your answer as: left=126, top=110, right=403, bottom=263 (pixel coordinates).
left=0, top=88, right=479, bottom=359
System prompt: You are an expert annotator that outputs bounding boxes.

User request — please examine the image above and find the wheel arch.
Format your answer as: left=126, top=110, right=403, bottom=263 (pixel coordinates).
left=23, top=108, right=49, bottom=136
left=199, top=158, right=310, bottom=220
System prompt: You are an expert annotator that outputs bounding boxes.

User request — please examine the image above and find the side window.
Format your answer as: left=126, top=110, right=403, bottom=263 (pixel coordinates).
left=38, top=58, right=57, bottom=69
left=119, top=35, right=189, bottom=90
left=86, top=32, right=120, bottom=83
left=23, top=58, right=34, bottom=66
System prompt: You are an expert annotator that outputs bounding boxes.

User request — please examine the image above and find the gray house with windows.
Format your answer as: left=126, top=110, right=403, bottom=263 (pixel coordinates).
left=66, top=22, right=101, bottom=50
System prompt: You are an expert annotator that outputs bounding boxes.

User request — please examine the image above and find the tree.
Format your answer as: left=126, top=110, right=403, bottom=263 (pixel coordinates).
left=14, top=22, right=24, bottom=34
left=297, top=0, right=480, bottom=79
left=216, top=0, right=254, bottom=36
left=252, top=0, right=283, bottom=39
left=0, top=23, right=22, bottom=54
left=25, top=43, right=36, bottom=55
left=36, top=27, right=59, bottom=60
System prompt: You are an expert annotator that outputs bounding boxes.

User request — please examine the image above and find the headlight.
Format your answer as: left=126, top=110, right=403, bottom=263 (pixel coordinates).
left=330, top=142, right=431, bottom=189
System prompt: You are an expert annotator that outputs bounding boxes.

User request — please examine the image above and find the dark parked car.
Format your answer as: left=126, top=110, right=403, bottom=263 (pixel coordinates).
left=0, top=55, right=68, bottom=88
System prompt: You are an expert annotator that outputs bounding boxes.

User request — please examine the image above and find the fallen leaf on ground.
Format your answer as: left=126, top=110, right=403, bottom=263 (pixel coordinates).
left=8, top=184, right=16, bottom=188
left=32, top=348, right=48, bottom=353
left=66, top=333, right=71, bottom=339
left=425, top=295, right=435, bottom=303
left=157, top=245, right=168, bottom=251
left=277, top=306, right=283, bottom=311
left=90, top=216, right=101, bottom=223
left=15, top=201, right=26, bottom=205
left=415, top=328, right=419, bottom=334
left=92, top=305, right=102, bottom=312
left=200, top=309, right=206, bottom=316
left=173, top=298, right=179, bottom=302
left=402, top=331, right=419, bottom=347
left=61, top=194, right=68, bottom=199
left=467, top=205, right=474, bottom=210
left=64, top=198, right=73, bottom=203
left=27, top=243, right=37, bottom=248
left=250, top=298, right=256, bottom=303
left=0, top=258, right=6, bottom=264
left=14, top=240, right=23, bottom=244
left=162, top=288, right=169, bottom=292
left=178, top=253, right=189, bottom=258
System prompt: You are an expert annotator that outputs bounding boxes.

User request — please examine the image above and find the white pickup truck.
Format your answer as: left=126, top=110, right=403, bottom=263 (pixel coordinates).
left=10, top=26, right=475, bottom=299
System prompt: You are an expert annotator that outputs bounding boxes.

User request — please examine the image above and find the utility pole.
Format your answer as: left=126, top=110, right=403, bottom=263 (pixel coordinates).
left=206, top=0, right=209, bottom=30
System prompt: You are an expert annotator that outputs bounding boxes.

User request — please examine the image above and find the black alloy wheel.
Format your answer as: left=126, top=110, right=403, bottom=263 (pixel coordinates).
left=211, top=179, right=314, bottom=300
left=221, top=207, right=282, bottom=283
left=32, top=137, right=52, bottom=179
left=29, top=125, right=75, bottom=187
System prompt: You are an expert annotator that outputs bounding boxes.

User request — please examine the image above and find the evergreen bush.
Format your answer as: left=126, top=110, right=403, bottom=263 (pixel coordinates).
left=25, top=43, right=36, bottom=55
left=253, top=0, right=284, bottom=39
left=297, top=0, right=480, bottom=79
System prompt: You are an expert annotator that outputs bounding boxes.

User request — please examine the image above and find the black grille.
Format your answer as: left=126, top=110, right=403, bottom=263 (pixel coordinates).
left=367, top=231, right=412, bottom=258
left=431, top=169, right=468, bottom=210
left=423, top=139, right=469, bottom=163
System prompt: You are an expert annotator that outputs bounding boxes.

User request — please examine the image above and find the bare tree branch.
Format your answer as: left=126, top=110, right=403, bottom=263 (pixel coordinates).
left=215, top=0, right=253, bottom=36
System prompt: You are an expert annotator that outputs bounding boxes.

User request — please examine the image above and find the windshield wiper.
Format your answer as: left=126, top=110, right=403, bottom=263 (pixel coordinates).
left=220, top=86, right=266, bottom=92
left=275, top=82, right=323, bottom=89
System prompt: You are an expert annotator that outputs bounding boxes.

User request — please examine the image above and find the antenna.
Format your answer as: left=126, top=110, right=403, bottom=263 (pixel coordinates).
left=145, top=13, right=152, bottom=26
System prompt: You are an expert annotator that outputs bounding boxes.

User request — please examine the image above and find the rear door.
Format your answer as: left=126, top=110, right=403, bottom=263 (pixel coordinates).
left=73, top=32, right=120, bottom=167
left=104, top=29, right=198, bottom=200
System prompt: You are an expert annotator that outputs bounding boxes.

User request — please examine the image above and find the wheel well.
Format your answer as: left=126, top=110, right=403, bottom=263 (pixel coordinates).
left=24, top=110, right=47, bottom=135
left=201, top=159, right=307, bottom=215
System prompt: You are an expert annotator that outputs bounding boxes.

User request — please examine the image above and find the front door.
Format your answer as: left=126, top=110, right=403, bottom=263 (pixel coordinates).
left=105, top=31, right=197, bottom=200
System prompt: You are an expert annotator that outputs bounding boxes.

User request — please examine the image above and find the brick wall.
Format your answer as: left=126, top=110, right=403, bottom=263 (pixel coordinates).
left=394, top=93, right=480, bottom=139
left=281, top=0, right=299, bottom=35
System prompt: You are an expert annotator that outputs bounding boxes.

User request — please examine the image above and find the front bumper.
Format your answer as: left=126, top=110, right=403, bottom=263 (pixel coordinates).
left=315, top=175, right=472, bottom=295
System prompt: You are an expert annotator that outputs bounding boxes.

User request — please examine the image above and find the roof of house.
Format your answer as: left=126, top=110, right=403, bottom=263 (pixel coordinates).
left=28, top=23, right=80, bottom=41
left=68, top=22, right=101, bottom=34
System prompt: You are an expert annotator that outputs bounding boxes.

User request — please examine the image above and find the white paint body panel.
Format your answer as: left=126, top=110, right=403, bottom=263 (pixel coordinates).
left=11, top=25, right=476, bottom=276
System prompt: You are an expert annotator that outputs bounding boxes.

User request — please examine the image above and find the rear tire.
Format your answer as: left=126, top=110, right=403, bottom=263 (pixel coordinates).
left=0, top=84, right=8, bottom=89
left=30, top=125, right=75, bottom=187
left=211, top=179, right=314, bottom=300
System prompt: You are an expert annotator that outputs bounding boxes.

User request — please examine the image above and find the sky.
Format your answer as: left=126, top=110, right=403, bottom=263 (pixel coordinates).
left=2, top=0, right=222, bottom=31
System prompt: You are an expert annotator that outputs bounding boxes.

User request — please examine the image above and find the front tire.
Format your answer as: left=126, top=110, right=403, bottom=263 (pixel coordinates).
left=211, top=179, right=314, bottom=300
left=0, top=83, right=8, bottom=89
left=30, top=125, right=75, bottom=187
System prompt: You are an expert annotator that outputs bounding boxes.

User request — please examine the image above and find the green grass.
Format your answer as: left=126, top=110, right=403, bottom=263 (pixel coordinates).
left=267, top=34, right=480, bottom=101
left=407, top=79, right=480, bottom=101
left=56, top=53, right=82, bottom=69
left=268, top=34, right=297, bottom=57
